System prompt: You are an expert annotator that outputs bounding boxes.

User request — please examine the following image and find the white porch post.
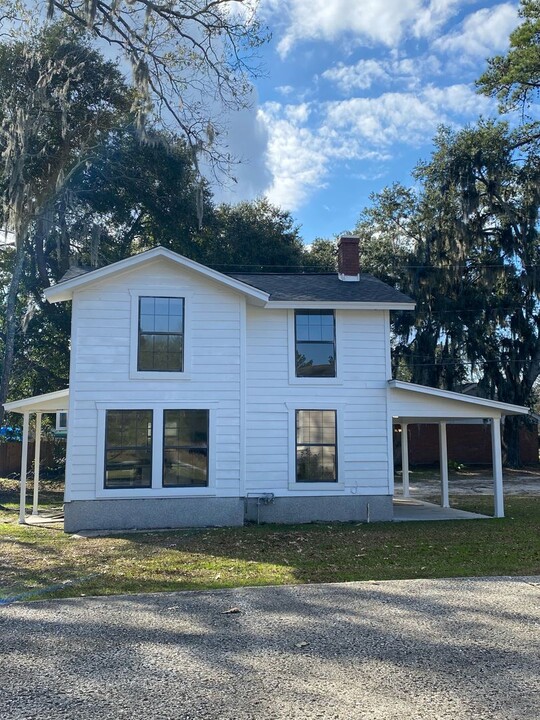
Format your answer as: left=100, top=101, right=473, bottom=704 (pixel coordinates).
left=19, top=412, right=30, bottom=524
left=439, top=421, right=449, bottom=508
left=401, top=423, right=410, bottom=497
left=32, top=412, right=42, bottom=516
left=491, top=418, right=504, bottom=518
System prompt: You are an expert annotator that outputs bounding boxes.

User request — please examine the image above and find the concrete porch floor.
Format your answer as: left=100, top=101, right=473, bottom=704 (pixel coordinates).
left=393, top=497, right=490, bottom=522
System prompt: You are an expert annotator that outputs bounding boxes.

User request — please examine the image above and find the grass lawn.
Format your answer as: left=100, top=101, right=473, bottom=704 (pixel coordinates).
left=1, top=479, right=539, bottom=603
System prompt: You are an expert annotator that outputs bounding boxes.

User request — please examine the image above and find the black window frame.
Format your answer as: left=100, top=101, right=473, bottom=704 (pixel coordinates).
left=104, top=409, right=153, bottom=489
left=294, top=309, right=336, bottom=378
left=295, top=409, right=338, bottom=483
left=162, top=409, right=209, bottom=488
left=137, top=296, right=185, bottom=372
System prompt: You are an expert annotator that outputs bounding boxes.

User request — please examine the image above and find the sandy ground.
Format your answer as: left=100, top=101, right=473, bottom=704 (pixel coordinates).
left=396, top=467, right=540, bottom=497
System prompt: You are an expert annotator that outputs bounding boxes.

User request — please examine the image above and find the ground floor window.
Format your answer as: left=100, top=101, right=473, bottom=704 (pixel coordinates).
left=163, top=409, right=209, bottom=487
left=105, top=410, right=153, bottom=489
left=296, top=409, right=337, bottom=482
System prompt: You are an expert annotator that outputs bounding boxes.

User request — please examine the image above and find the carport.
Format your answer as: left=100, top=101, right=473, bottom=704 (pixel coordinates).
left=388, top=380, right=530, bottom=518
left=3, top=389, right=69, bottom=523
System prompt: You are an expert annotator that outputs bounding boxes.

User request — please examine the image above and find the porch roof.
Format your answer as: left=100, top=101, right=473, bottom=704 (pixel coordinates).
left=388, top=380, right=529, bottom=423
left=3, top=389, right=69, bottom=415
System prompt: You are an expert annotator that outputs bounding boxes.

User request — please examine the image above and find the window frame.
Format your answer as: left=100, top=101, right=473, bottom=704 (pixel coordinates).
left=286, top=403, right=345, bottom=490
left=103, top=409, right=153, bottom=490
left=295, top=409, right=338, bottom=484
left=137, top=296, right=185, bottom=373
left=162, top=409, right=209, bottom=488
left=129, top=288, right=192, bottom=380
left=287, top=309, right=342, bottom=385
left=95, top=402, right=217, bottom=498
left=294, top=309, right=336, bottom=379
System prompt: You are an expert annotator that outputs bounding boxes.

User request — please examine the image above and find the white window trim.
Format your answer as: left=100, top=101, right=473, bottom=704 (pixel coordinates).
left=129, top=287, right=193, bottom=381
left=95, top=401, right=217, bottom=498
left=287, top=309, right=343, bottom=386
left=286, top=401, right=346, bottom=491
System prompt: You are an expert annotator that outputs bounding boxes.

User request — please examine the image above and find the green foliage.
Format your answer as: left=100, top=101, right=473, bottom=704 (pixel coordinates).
left=355, top=121, right=540, bottom=464
left=478, top=1, right=540, bottom=116
left=301, top=239, right=338, bottom=271
left=197, top=197, right=305, bottom=273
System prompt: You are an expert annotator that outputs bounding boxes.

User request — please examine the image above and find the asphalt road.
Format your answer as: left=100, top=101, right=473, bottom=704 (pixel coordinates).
left=1, top=577, right=539, bottom=719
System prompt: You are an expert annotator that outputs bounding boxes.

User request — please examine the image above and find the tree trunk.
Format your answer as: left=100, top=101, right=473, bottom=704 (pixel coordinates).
left=0, top=241, right=26, bottom=428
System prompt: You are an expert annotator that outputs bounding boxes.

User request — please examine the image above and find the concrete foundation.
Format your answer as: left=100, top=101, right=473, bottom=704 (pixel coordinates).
left=64, top=494, right=393, bottom=533
left=244, top=494, right=393, bottom=524
left=64, top=497, right=245, bottom=533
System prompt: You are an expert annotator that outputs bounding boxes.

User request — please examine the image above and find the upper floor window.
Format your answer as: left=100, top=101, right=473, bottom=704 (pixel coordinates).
left=295, top=310, right=336, bottom=377
left=138, top=296, right=184, bottom=372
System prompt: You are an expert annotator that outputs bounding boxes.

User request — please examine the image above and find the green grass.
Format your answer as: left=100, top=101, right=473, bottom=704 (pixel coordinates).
left=1, top=479, right=539, bottom=602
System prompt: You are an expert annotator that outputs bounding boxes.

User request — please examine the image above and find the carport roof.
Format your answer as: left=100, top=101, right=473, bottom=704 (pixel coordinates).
left=388, top=380, right=529, bottom=420
left=3, top=389, right=69, bottom=414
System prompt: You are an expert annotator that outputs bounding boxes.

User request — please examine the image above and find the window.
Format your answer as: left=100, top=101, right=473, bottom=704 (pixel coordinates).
left=105, top=410, right=152, bottom=489
left=57, top=412, right=68, bottom=430
left=295, top=310, right=336, bottom=377
left=296, top=410, right=337, bottom=483
left=138, top=296, right=184, bottom=372
left=163, top=410, right=209, bottom=487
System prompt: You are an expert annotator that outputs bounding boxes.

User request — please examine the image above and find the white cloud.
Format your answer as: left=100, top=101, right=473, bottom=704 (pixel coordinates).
left=210, top=88, right=272, bottom=204
left=434, top=3, right=520, bottom=59
left=322, top=56, right=441, bottom=93
left=259, top=84, right=494, bottom=211
left=261, top=0, right=464, bottom=57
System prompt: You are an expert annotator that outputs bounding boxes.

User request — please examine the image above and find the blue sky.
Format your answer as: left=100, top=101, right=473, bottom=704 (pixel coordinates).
left=219, top=1, right=521, bottom=244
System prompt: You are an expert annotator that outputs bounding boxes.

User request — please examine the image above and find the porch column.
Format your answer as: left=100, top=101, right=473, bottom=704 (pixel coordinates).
left=491, top=418, right=504, bottom=518
left=439, top=421, right=449, bottom=508
left=32, top=412, right=42, bottom=516
left=18, top=412, right=30, bottom=524
left=401, top=423, right=410, bottom=497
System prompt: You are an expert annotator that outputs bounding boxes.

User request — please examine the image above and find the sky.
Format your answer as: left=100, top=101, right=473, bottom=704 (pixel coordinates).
left=217, top=0, right=522, bottom=244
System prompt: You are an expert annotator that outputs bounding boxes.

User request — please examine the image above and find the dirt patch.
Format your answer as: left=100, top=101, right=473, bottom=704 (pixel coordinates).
left=396, top=466, right=540, bottom=497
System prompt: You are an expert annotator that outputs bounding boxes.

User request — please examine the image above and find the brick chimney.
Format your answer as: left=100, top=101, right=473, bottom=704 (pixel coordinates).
left=337, top=235, right=360, bottom=281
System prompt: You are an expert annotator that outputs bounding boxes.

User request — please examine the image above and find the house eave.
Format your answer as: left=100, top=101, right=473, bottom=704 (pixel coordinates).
left=265, top=301, right=416, bottom=310
left=44, top=247, right=270, bottom=305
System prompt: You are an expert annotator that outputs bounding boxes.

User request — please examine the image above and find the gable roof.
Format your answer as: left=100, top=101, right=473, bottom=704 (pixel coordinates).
left=44, top=247, right=270, bottom=305
left=44, top=246, right=414, bottom=309
left=228, top=272, right=414, bottom=306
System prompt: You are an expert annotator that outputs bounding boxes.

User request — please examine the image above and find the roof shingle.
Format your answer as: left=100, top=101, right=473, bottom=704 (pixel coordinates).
left=227, top=272, right=414, bottom=304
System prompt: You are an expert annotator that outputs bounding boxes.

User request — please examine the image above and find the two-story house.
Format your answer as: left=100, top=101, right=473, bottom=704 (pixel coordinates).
left=5, top=237, right=529, bottom=531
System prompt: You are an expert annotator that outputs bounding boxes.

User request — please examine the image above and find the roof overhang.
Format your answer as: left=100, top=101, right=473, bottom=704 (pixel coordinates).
left=44, top=247, right=270, bottom=306
left=265, top=301, right=416, bottom=310
left=3, top=389, right=69, bottom=414
left=388, top=380, right=529, bottom=420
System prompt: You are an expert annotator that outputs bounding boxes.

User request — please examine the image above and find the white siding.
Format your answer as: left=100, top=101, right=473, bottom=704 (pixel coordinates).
left=244, top=308, right=391, bottom=496
left=66, top=258, right=395, bottom=503
left=67, top=259, right=243, bottom=500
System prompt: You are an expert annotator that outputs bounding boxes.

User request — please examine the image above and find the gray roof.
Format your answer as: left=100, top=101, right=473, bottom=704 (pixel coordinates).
left=57, top=260, right=413, bottom=306
left=228, top=272, right=414, bottom=304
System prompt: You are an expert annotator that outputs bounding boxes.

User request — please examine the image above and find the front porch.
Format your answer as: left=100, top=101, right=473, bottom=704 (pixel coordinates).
left=3, top=389, right=69, bottom=525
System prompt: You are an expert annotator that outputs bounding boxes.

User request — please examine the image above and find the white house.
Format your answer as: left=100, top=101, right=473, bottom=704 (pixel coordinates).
left=4, top=237, right=529, bottom=532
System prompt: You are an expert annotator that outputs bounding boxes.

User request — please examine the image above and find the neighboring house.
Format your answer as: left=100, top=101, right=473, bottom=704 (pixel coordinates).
left=4, top=237, right=530, bottom=531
